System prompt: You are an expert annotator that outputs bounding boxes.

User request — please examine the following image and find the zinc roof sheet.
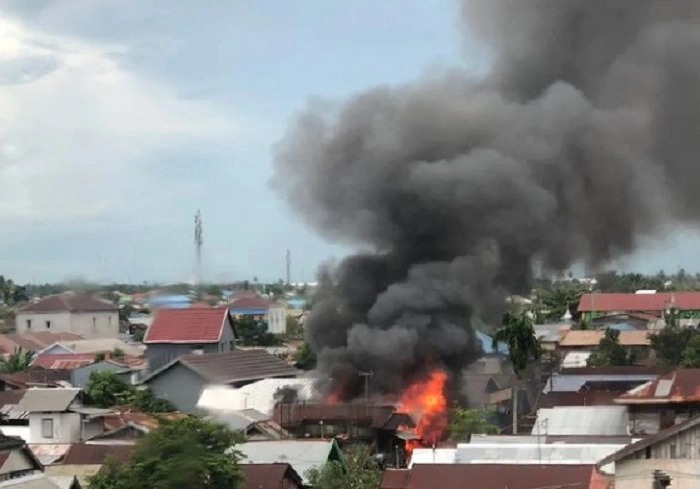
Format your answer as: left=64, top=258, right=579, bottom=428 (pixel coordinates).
left=237, top=440, right=336, bottom=484
left=531, top=406, right=629, bottom=437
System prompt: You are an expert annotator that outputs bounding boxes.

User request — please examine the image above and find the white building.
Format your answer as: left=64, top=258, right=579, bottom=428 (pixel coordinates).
left=16, top=294, right=119, bottom=339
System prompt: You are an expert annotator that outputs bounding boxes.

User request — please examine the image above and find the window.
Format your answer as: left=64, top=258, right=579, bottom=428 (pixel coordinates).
left=26, top=320, right=31, bottom=330
left=670, top=444, right=677, bottom=459
left=45, top=320, right=51, bottom=329
left=645, top=446, right=651, bottom=459
left=41, top=418, right=53, bottom=439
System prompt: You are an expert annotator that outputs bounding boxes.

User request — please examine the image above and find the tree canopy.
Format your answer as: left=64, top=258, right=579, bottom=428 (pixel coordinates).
left=88, top=417, right=244, bottom=489
left=85, top=370, right=174, bottom=413
left=233, top=316, right=282, bottom=346
left=492, top=311, right=540, bottom=373
left=306, top=445, right=379, bottom=489
left=0, top=347, right=33, bottom=373
left=294, top=342, right=317, bottom=370
left=448, top=407, right=499, bottom=441
left=587, top=328, right=633, bottom=367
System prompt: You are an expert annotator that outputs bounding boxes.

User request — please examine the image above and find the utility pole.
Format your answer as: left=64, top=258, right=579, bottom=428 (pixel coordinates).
left=359, top=371, right=373, bottom=414
left=194, top=210, right=203, bottom=300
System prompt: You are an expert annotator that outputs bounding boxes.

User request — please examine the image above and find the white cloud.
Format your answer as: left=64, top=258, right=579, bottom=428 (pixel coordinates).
left=0, top=16, right=239, bottom=224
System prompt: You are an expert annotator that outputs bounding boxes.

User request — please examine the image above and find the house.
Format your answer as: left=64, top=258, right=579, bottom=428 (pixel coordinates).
left=0, top=334, right=83, bottom=357
left=461, top=356, right=518, bottom=416
left=45, top=442, right=133, bottom=487
left=578, top=292, right=700, bottom=321
left=597, top=414, right=700, bottom=489
left=15, top=389, right=113, bottom=444
left=143, top=308, right=235, bottom=372
left=378, top=464, right=597, bottom=489
left=69, top=360, right=141, bottom=388
left=228, top=296, right=287, bottom=335
left=558, top=330, right=652, bottom=359
left=615, top=369, right=700, bottom=435
left=16, top=294, right=118, bottom=340
left=142, top=349, right=299, bottom=413
left=237, top=439, right=345, bottom=486
left=240, top=464, right=303, bottom=489
left=209, top=409, right=289, bottom=441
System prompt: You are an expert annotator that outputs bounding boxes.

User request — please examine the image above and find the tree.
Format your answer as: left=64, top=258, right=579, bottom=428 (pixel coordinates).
left=306, top=445, right=380, bottom=489
left=206, top=284, right=223, bottom=298
left=587, top=329, right=633, bottom=367
left=132, top=328, right=145, bottom=342
left=681, top=335, right=700, bottom=368
left=285, top=315, right=303, bottom=339
left=88, top=417, right=244, bottom=489
left=111, top=347, right=125, bottom=359
left=534, top=281, right=588, bottom=322
left=294, top=342, right=317, bottom=370
left=448, top=407, right=499, bottom=441
left=0, top=347, right=33, bottom=373
left=233, top=317, right=282, bottom=347
left=492, top=311, right=540, bottom=373
left=649, top=311, right=695, bottom=366
left=85, top=371, right=174, bottom=412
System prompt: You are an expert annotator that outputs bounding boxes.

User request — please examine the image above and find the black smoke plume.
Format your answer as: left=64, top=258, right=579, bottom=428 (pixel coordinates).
left=274, top=386, right=300, bottom=405
left=273, top=0, right=700, bottom=399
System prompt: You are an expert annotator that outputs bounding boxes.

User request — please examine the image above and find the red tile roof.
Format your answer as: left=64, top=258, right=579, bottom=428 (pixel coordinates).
left=61, top=443, right=134, bottom=465
left=401, top=464, right=595, bottom=489
left=240, top=463, right=303, bottom=489
left=20, top=294, right=117, bottom=313
left=578, top=292, right=700, bottom=312
left=31, top=352, right=143, bottom=370
left=616, top=369, right=700, bottom=404
left=228, top=296, right=283, bottom=310
left=144, top=308, right=229, bottom=344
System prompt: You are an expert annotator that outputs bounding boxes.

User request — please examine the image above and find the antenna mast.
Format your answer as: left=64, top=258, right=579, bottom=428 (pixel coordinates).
left=194, top=210, right=203, bottom=299
left=286, top=249, right=291, bottom=285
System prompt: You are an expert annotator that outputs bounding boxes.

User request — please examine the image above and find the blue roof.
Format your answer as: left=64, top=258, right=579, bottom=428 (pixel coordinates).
left=228, top=308, right=267, bottom=315
left=605, top=322, right=638, bottom=331
left=476, top=331, right=509, bottom=355
left=148, top=295, right=192, bottom=305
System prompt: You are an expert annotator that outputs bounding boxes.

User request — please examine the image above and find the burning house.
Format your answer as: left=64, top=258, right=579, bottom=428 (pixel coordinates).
left=272, top=0, right=700, bottom=462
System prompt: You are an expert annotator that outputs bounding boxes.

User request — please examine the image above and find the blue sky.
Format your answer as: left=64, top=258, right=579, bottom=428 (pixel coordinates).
left=0, top=1, right=697, bottom=284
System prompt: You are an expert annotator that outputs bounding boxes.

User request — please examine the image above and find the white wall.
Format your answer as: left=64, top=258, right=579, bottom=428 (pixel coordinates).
left=15, top=311, right=118, bottom=339
left=16, top=312, right=71, bottom=335
left=616, top=458, right=700, bottom=489
left=267, top=306, right=286, bottom=335
left=28, top=412, right=81, bottom=444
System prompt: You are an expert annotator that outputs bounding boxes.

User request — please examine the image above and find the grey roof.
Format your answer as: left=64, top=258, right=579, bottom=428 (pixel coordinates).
left=46, top=478, right=77, bottom=489
left=237, top=440, right=341, bottom=484
left=15, top=388, right=81, bottom=413
left=0, top=474, right=63, bottom=489
left=145, top=349, right=299, bottom=385
left=543, top=373, right=659, bottom=393
left=69, top=406, right=115, bottom=418
left=532, top=406, right=630, bottom=436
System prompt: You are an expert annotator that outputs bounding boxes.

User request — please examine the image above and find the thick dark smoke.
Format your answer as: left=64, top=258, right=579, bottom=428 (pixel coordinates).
left=274, top=386, right=300, bottom=405
left=273, top=0, right=700, bottom=399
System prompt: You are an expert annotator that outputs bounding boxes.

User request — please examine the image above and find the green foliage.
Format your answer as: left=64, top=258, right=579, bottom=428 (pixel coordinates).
left=534, top=281, right=588, bottom=321
left=85, top=371, right=174, bottom=412
left=234, top=316, right=282, bottom=346
left=111, top=347, right=125, bottom=359
left=131, top=328, right=146, bottom=342
left=492, top=311, right=540, bottom=374
left=294, top=342, right=317, bottom=370
left=448, top=407, right=499, bottom=441
left=94, top=352, right=106, bottom=362
left=681, top=335, right=700, bottom=368
left=285, top=315, right=303, bottom=339
left=206, top=284, right=223, bottom=298
left=306, top=445, right=379, bottom=489
left=587, top=328, right=634, bottom=367
left=87, top=417, right=244, bottom=489
left=594, top=271, right=667, bottom=293
left=649, top=314, right=694, bottom=366
left=0, top=347, right=33, bottom=373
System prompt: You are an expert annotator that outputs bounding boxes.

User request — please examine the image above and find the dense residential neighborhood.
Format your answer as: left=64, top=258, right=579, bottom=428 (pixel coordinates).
left=0, top=275, right=695, bottom=488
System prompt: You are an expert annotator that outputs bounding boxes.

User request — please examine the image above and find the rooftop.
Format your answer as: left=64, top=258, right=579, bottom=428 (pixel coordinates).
left=16, top=388, right=81, bottom=413
left=144, top=349, right=299, bottom=385
left=559, top=330, right=650, bottom=347
left=61, top=442, right=134, bottom=465
left=239, top=463, right=303, bottom=489
left=228, top=296, right=283, bottom=311
left=144, top=308, right=229, bottom=344
left=0, top=333, right=83, bottom=355
left=616, top=369, right=700, bottom=404
left=578, top=292, right=700, bottom=312
left=20, top=294, right=117, bottom=314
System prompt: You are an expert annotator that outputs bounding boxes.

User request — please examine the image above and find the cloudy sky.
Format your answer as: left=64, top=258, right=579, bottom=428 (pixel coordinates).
left=0, top=1, right=697, bottom=284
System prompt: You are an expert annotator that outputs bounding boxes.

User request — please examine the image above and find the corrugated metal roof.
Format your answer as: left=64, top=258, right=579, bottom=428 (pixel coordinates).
left=16, top=388, right=80, bottom=413
left=560, top=330, right=650, bottom=347
left=28, top=444, right=71, bottom=466
left=0, top=473, right=64, bottom=489
left=531, top=406, right=629, bottom=436
left=579, top=292, right=700, bottom=312
left=543, top=373, right=658, bottom=393
left=409, top=448, right=456, bottom=466
left=616, top=369, right=700, bottom=404
left=237, top=440, right=338, bottom=484
left=475, top=331, right=509, bottom=355
left=561, top=352, right=592, bottom=369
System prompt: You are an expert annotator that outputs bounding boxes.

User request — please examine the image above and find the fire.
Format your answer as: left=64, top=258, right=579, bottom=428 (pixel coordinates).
left=396, top=369, right=448, bottom=452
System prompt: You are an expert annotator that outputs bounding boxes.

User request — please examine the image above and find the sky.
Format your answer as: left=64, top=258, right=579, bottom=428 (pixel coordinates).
left=0, top=1, right=698, bottom=285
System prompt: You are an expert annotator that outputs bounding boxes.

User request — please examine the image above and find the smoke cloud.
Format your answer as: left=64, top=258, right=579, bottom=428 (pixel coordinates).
left=273, top=0, right=700, bottom=399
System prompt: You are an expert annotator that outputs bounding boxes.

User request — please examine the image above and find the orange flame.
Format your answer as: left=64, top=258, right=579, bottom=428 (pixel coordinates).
left=396, top=369, right=448, bottom=452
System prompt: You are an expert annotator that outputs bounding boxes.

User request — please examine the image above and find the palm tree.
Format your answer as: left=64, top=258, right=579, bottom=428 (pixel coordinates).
left=492, top=311, right=541, bottom=434
left=0, top=347, right=34, bottom=373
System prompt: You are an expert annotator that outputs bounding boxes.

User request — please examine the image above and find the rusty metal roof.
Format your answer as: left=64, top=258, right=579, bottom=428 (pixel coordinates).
left=379, top=469, right=411, bottom=489
left=405, top=464, right=594, bottom=489
left=616, top=369, right=700, bottom=404
left=239, top=463, right=303, bottom=489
